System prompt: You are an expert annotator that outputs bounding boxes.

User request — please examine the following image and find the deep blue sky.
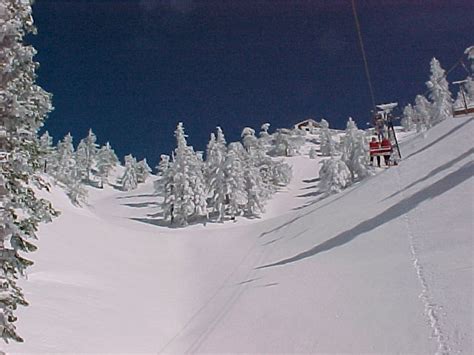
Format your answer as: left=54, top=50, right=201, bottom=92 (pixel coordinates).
left=31, top=0, right=473, bottom=167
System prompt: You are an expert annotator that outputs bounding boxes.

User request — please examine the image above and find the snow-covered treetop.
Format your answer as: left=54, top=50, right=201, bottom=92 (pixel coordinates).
left=346, top=117, right=357, bottom=130
left=466, top=45, right=474, bottom=72
left=465, top=45, right=474, bottom=58
left=320, top=119, right=329, bottom=129
left=241, top=127, right=255, bottom=137
left=426, top=58, right=448, bottom=91
left=261, top=123, right=270, bottom=132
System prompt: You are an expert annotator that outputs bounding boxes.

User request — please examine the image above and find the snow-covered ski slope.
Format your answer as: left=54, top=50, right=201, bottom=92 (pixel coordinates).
left=5, top=116, right=473, bottom=354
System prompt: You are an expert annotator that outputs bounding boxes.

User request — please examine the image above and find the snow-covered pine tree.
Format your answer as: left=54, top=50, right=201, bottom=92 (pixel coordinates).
left=224, top=142, right=247, bottom=219
left=258, top=122, right=273, bottom=150
left=466, top=45, right=474, bottom=72
left=54, top=133, right=75, bottom=182
left=136, top=158, right=152, bottom=183
left=319, top=119, right=337, bottom=156
left=240, top=145, right=267, bottom=217
left=464, top=46, right=474, bottom=104
left=341, top=118, right=371, bottom=181
left=191, top=148, right=208, bottom=220
left=96, top=142, right=119, bottom=188
left=120, top=154, right=138, bottom=191
left=413, top=95, right=431, bottom=132
left=268, top=128, right=305, bottom=157
left=53, top=134, right=87, bottom=204
left=401, top=104, right=415, bottom=131
left=241, top=127, right=257, bottom=153
left=260, top=123, right=270, bottom=138
left=154, top=154, right=170, bottom=195
left=319, top=157, right=352, bottom=194
left=205, top=127, right=228, bottom=222
left=309, top=147, right=317, bottom=159
left=0, top=0, right=57, bottom=342
left=76, top=129, right=99, bottom=183
left=163, top=123, right=207, bottom=226
left=161, top=154, right=177, bottom=223
left=269, top=160, right=292, bottom=186
left=426, top=58, right=452, bottom=125
left=38, top=131, right=56, bottom=173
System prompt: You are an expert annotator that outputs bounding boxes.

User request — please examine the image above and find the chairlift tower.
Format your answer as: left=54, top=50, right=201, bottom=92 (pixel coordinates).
left=452, top=80, right=472, bottom=116
left=375, top=102, right=402, bottom=159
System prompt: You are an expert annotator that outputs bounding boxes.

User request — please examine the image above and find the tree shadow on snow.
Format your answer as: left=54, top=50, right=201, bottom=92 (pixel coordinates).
left=405, top=117, right=473, bottom=160
left=303, top=177, right=320, bottom=184
left=385, top=147, right=474, bottom=201
left=297, top=190, right=324, bottom=198
left=257, top=161, right=473, bottom=269
left=130, top=211, right=252, bottom=229
left=116, top=193, right=157, bottom=200
left=121, top=201, right=160, bottom=208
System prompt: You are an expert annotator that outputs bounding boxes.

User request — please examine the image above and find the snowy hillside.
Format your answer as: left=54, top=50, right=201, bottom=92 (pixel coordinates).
left=4, top=116, right=473, bottom=353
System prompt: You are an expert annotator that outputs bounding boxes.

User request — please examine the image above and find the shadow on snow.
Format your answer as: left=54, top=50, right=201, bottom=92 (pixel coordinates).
left=257, top=161, right=473, bottom=269
left=385, top=147, right=474, bottom=200
left=405, top=117, right=473, bottom=160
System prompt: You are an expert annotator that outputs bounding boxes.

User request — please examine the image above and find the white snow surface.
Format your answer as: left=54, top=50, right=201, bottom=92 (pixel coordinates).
left=4, top=117, right=473, bottom=354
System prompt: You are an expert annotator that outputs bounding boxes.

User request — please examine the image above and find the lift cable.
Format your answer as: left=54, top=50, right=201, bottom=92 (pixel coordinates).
left=351, top=0, right=377, bottom=113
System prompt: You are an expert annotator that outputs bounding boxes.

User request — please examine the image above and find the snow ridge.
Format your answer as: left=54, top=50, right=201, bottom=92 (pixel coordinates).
left=397, top=169, right=450, bottom=355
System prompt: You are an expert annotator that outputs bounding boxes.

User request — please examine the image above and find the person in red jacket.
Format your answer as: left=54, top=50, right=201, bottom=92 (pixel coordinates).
left=380, top=137, right=393, bottom=166
left=369, top=137, right=381, bottom=167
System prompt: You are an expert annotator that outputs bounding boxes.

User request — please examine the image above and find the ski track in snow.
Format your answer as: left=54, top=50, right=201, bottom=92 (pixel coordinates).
left=157, top=237, right=261, bottom=353
left=396, top=166, right=451, bottom=355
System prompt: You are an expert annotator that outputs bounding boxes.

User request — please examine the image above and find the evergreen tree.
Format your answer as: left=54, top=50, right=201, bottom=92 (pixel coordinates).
left=96, top=142, right=118, bottom=188
left=38, top=131, right=56, bottom=173
left=259, top=123, right=270, bottom=138
left=241, top=127, right=257, bottom=153
left=268, top=128, right=305, bottom=157
left=53, top=134, right=86, bottom=204
left=258, top=123, right=272, bottom=150
left=465, top=77, right=474, bottom=105
left=120, top=155, right=138, bottom=191
left=319, top=157, right=352, bottom=194
left=136, top=158, right=152, bottom=183
left=466, top=45, right=474, bottom=72
left=206, top=127, right=228, bottom=221
left=426, top=58, right=452, bottom=125
left=413, top=95, right=431, bottom=132
left=54, top=133, right=75, bottom=183
left=163, top=123, right=207, bottom=226
left=341, top=118, right=371, bottom=181
left=0, top=0, right=57, bottom=342
left=76, top=129, right=99, bottom=183
left=319, top=119, right=337, bottom=156
left=269, top=160, right=292, bottom=186
left=223, top=142, right=247, bottom=219
left=154, top=154, right=170, bottom=195
left=243, top=158, right=266, bottom=217
left=401, top=104, right=415, bottom=131
left=463, top=47, right=474, bottom=103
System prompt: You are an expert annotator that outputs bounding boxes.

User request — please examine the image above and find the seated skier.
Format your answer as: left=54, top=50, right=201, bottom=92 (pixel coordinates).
left=369, top=137, right=381, bottom=167
left=380, top=137, right=393, bottom=166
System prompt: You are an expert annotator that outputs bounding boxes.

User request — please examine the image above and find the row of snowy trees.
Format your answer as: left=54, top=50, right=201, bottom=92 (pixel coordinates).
left=0, top=0, right=58, bottom=342
left=401, top=48, right=474, bottom=132
left=38, top=129, right=152, bottom=203
left=156, top=123, right=292, bottom=226
left=318, top=118, right=370, bottom=194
